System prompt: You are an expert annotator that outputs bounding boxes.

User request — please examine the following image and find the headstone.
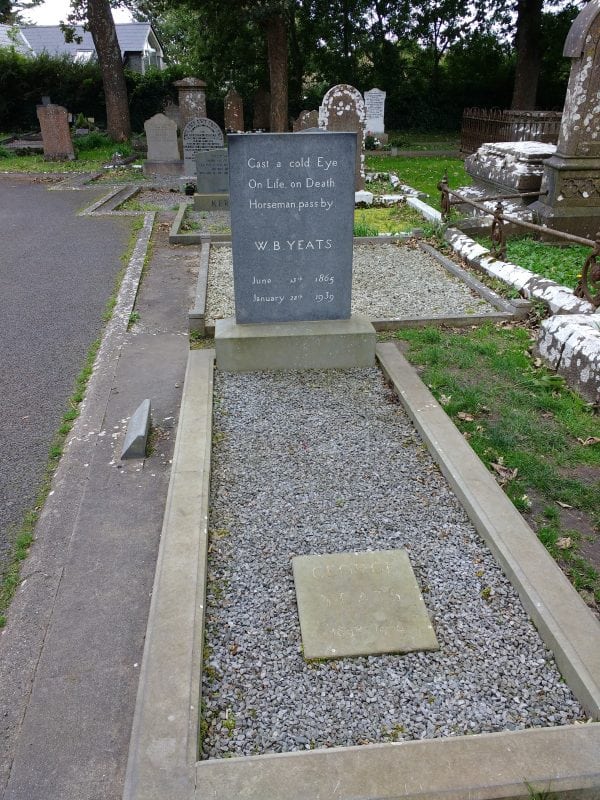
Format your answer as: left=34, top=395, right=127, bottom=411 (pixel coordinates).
left=293, top=110, right=319, bottom=132
left=173, top=77, right=207, bottom=131
left=36, top=104, right=75, bottom=161
left=364, top=88, right=386, bottom=135
left=531, top=1, right=600, bottom=237
left=252, top=87, right=271, bottom=130
left=182, top=117, right=224, bottom=175
left=292, top=550, right=439, bottom=659
left=224, top=88, right=244, bottom=132
left=227, top=131, right=356, bottom=324
left=195, top=147, right=229, bottom=194
left=318, top=84, right=366, bottom=189
left=162, top=100, right=182, bottom=130
left=144, top=113, right=180, bottom=162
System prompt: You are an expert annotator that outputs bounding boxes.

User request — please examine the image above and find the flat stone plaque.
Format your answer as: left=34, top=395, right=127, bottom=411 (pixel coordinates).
left=292, top=550, right=438, bottom=659
left=228, top=132, right=356, bottom=324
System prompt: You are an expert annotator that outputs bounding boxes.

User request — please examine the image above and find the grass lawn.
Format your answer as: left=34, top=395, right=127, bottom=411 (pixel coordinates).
left=385, top=130, right=460, bottom=150
left=0, top=138, right=140, bottom=173
left=366, top=154, right=470, bottom=209
left=393, top=323, right=600, bottom=611
left=354, top=203, right=428, bottom=235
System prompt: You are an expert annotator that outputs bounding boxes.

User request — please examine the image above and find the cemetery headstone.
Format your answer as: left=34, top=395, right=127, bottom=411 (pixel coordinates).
left=162, top=100, right=182, bottom=130
left=227, top=131, right=356, bottom=324
left=292, top=550, right=439, bottom=659
left=36, top=104, right=75, bottom=161
left=174, top=77, right=207, bottom=131
left=293, top=110, right=319, bottom=132
left=318, top=84, right=366, bottom=190
left=144, top=113, right=180, bottom=162
left=531, top=0, right=600, bottom=237
left=182, top=117, right=225, bottom=175
left=196, top=147, right=229, bottom=194
left=224, top=88, right=244, bottom=132
left=364, top=88, right=386, bottom=137
left=252, top=87, right=271, bottom=130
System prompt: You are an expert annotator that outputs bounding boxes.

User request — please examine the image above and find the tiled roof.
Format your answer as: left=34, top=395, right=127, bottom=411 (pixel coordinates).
left=0, top=23, right=34, bottom=54
left=20, top=22, right=155, bottom=58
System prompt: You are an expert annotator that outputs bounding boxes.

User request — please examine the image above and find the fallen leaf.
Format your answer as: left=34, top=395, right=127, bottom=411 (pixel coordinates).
left=491, top=462, right=518, bottom=482
left=533, top=357, right=543, bottom=368
left=439, top=394, right=451, bottom=406
left=577, top=437, right=600, bottom=446
left=557, top=501, right=573, bottom=509
left=457, top=411, right=475, bottom=422
left=556, top=537, right=572, bottom=550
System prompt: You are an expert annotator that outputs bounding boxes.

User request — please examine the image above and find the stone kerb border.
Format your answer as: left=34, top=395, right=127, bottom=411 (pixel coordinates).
left=188, top=237, right=518, bottom=337
left=122, top=343, right=600, bottom=800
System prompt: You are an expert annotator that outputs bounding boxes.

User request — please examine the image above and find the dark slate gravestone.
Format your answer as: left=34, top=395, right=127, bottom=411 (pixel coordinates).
left=228, top=132, right=356, bottom=324
left=182, top=117, right=224, bottom=174
left=196, top=147, right=229, bottom=194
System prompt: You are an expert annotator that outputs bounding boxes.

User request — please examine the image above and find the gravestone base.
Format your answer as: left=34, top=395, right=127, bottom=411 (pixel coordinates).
left=215, top=315, right=375, bottom=372
left=193, top=193, right=229, bottom=211
left=531, top=154, right=600, bottom=239
left=142, top=159, right=183, bottom=177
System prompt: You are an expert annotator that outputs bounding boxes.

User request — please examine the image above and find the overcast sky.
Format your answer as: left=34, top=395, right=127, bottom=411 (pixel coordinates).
left=24, top=1, right=132, bottom=25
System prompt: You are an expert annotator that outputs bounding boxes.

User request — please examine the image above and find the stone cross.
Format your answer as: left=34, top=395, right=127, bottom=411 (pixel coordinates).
left=532, top=0, right=600, bottom=237
left=36, top=104, right=75, bottom=161
left=224, top=88, right=244, bottom=132
left=318, top=84, right=366, bottom=189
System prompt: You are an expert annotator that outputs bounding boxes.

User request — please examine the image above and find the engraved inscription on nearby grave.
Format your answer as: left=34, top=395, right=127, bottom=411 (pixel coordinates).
left=183, top=117, right=224, bottom=175
left=292, top=550, right=439, bottom=659
left=228, top=132, right=356, bottom=324
left=196, top=148, right=229, bottom=194
left=364, top=88, right=386, bottom=134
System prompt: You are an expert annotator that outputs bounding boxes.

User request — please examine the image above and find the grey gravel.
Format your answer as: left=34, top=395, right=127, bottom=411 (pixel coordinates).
left=206, top=242, right=496, bottom=323
left=202, top=368, right=586, bottom=759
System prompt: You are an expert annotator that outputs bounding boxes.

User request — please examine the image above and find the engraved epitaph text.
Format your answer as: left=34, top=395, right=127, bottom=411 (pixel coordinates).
left=228, top=132, right=356, bottom=324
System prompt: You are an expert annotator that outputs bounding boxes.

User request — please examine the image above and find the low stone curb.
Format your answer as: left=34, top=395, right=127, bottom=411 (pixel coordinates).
left=122, top=344, right=600, bottom=800
left=537, top=314, right=600, bottom=403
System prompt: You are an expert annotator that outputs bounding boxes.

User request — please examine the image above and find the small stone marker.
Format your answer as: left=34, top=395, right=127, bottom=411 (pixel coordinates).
left=183, top=117, right=225, bottom=175
left=174, top=77, right=207, bottom=130
left=318, top=84, right=366, bottom=189
left=224, top=88, right=244, bottom=132
left=144, top=113, right=180, bottom=162
left=292, top=550, right=439, bottom=659
left=293, top=110, right=319, bottom=132
left=196, top=147, right=229, bottom=194
left=227, top=131, right=356, bottom=324
left=121, top=399, right=151, bottom=460
left=36, top=104, right=75, bottom=161
left=364, top=88, right=386, bottom=135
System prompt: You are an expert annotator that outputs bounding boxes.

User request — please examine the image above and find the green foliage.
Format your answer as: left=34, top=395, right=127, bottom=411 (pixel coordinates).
left=73, top=131, right=112, bottom=151
left=366, top=154, right=470, bottom=209
left=396, top=324, right=600, bottom=604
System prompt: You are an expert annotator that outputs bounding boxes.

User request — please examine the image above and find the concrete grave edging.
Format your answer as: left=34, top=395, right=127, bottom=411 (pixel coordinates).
left=191, top=237, right=517, bottom=337
left=123, top=343, right=600, bottom=800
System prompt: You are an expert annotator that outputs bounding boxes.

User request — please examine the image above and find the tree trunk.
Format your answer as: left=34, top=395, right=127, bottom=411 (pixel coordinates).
left=265, top=13, right=288, bottom=132
left=87, top=0, right=131, bottom=141
left=511, top=0, right=543, bottom=110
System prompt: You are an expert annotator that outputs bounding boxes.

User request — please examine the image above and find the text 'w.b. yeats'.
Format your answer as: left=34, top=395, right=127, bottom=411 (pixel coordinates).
left=228, top=132, right=356, bottom=324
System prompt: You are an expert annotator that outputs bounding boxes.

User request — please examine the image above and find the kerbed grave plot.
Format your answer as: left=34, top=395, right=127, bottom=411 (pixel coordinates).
left=201, top=367, right=585, bottom=759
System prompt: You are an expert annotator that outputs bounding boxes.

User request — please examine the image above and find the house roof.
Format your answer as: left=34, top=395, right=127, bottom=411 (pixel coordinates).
left=0, top=23, right=34, bottom=54
left=20, top=22, right=159, bottom=59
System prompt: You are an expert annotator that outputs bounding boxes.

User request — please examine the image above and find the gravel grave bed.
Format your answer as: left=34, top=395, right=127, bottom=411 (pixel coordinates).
left=120, top=188, right=190, bottom=210
left=202, top=368, right=586, bottom=759
left=206, top=242, right=497, bottom=323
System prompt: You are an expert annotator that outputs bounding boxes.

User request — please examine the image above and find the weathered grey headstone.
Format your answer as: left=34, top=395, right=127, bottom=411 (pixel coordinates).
left=292, top=550, right=439, bottom=659
left=174, top=77, right=207, bottom=131
left=162, top=100, right=182, bottom=130
left=318, top=84, right=366, bottom=189
left=228, top=131, right=356, bottom=324
left=252, top=87, right=271, bottom=130
left=293, top=110, right=319, bottom=132
left=224, top=88, right=244, bottom=132
left=183, top=117, right=225, bottom=175
left=196, top=147, right=229, bottom=194
left=531, top=0, right=600, bottom=237
left=364, top=88, right=386, bottom=135
left=36, top=104, right=75, bottom=161
left=144, top=113, right=180, bottom=162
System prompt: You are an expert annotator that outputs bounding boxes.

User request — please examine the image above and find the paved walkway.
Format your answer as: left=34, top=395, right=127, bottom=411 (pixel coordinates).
left=0, top=175, right=130, bottom=564
left=0, top=182, right=196, bottom=800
